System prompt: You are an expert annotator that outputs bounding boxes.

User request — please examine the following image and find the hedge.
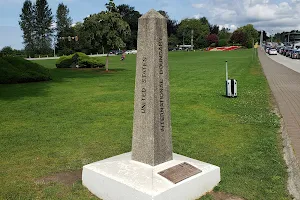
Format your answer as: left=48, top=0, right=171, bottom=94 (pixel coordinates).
left=56, top=53, right=105, bottom=68
left=0, top=56, right=51, bottom=84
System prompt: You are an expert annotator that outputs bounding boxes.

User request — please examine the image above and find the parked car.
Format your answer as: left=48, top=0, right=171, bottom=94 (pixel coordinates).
left=293, top=42, right=300, bottom=50
left=131, top=50, right=137, bottom=54
left=125, top=50, right=137, bottom=54
left=286, top=48, right=293, bottom=57
left=291, top=50, right=300, bottom=59
left=282, top=47, right=288, bottom=56
left=115, top=50, right=123, bottom=55
left=268, top=48, right=277, bottom=55
left=278, top=47, right=284, bottom=54
left=265, top=48, right=270, bottom=53
left=277, top=46, right=284, bottom=53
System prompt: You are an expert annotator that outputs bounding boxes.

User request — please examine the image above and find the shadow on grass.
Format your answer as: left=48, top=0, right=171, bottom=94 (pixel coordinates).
left=0, top=68, right=128, bottom=101
left=221, top=94, right=238, bottom=99
left=0, top=82, right=51, bottom=101
left=50, top=68, right=128, bottom=82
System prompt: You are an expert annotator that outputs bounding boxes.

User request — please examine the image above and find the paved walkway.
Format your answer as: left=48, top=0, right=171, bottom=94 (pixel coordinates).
left=258, top=49, right=300, bottom=163
left=26, top=54, right=115, bottom=61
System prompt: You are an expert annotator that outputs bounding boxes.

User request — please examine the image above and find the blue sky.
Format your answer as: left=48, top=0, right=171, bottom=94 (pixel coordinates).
left=0, top=0, right=300, bottom=49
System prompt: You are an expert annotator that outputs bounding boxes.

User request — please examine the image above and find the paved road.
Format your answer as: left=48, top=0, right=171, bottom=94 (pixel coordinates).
left=267, top=53, right=300, bottom=73
left=258, top=49, right=300, bottom=163
left=26, top=54, right=116, bottom=61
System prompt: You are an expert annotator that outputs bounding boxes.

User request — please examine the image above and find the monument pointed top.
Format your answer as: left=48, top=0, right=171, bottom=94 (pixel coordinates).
left=140, top=9, right=166, bottom=19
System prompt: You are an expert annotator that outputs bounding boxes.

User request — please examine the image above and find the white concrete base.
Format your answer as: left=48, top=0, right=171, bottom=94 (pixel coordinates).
left=82, top=153, right=220, bottom=200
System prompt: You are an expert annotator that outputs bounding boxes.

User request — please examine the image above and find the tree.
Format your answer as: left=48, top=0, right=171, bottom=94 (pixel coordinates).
left=75, top=0, right=131, bottom=55
left=230, top=24, right=258, bottom=48
left=34, top=0, right=54, bottom=54
left=117, top=4, right=141, bottom=49
left=56, top=3, right=72, bottom=34
left=19, top=0, right=35, bottom=57
left=158, top=10, right=178, bottom=37
left=199, top=17, right=209, bottom=26
left=218, top=27, right=231, bottom=40
left=79, top=7, right=130, bottom=54
left=206, top=34, right=219, bottom=46
left=177, top=18, right=210, bottom=48
left=73, top=22, right=89, bottom=53
left=238, top=24, right=258, bottom=42
left=257, top=30, right=269, bottom=42
left=0, top=46, right=14, bottom=55
left=56, top=3, right=74, bottom=55
left=209, top=24, right=219, bottom=35
left=230, top=30, right=247, bottom=46
left=105, top=0, right=118, bottom=13
left=168, top=34, right=179, bottom=49
left=196, top=38, right=208, bottom=48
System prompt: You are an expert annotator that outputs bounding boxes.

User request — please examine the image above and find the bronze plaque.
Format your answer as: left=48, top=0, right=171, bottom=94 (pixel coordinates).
left=158, top=162, right=202, bottom=184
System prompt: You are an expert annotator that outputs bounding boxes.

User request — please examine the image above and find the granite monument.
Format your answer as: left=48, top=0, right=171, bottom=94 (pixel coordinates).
left=82, top=9, right=220, bottom=200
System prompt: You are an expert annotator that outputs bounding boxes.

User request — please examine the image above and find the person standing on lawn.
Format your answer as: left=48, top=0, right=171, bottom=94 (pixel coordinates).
left=121, top=51, right=126, bottom=61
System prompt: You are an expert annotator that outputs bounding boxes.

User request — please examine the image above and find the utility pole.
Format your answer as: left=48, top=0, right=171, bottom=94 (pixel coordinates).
left=191, top=29, right=194, bottom=50
left=271, top=30, right=273, bottom=43
left=53, top=37, right=57, bottom=57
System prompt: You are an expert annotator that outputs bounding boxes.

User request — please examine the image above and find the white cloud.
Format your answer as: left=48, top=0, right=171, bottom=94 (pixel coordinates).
left=191, top=0, right=300, bottom=33
left=219, top=24, right=237, bottom=32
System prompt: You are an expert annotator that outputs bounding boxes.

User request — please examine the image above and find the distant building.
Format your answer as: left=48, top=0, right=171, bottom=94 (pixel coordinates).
left=284, top=32, right=300, bottom=44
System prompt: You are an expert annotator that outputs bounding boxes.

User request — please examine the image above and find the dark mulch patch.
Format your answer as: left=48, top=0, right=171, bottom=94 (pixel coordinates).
left=210, top=191, right=245, bottom=200
left=35, top=170, right=82, bottom=186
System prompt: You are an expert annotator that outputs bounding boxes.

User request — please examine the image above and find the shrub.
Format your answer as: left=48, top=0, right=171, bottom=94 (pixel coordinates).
left=206, top=34, right=219, bottom=46
left=55, top=52, right=105, bottom=68
left=78, top=57, right=105, bottom=68
left=56, top=55, right=73, bottom=68
left=218, top=39, right=228, bottom=47
left=0, top=57, right=51, bottom=84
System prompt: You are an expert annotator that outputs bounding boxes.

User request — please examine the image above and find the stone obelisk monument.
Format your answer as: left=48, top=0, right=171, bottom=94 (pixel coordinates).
left=82, top=10, right=220, bottom=200
left=131, top=10, right=173, bottom=166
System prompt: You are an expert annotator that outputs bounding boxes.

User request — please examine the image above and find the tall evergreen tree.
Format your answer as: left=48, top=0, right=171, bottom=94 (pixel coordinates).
left=19, top=0, right=35, bottom=56
left=56, top=3, right=72, bottom=34
left=56, top=3, right=74, bottom=55
left=35, top=0, right=53, bottom=54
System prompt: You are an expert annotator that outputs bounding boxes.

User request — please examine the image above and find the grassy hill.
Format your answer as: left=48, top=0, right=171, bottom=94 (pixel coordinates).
left=0, top=56, right=51, bottom=84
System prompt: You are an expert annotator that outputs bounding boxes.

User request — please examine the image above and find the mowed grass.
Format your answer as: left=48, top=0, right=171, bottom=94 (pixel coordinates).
left=0, top=50, right=290, bottom=200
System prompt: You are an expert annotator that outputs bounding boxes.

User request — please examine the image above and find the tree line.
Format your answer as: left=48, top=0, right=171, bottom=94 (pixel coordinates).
left=10, top=0, right=295, bottom=57
left=19, top=0, right=53, bottom=57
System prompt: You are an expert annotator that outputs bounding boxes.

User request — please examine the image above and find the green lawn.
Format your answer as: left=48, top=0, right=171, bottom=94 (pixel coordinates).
left=0, top=50, right=290, bottom=199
